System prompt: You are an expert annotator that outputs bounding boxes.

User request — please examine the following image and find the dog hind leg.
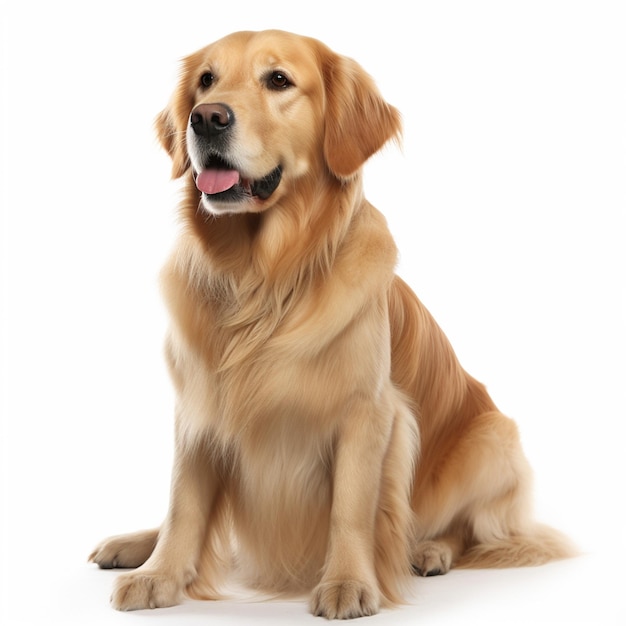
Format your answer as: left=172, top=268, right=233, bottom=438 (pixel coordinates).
left=412, top=410, right=574, bottom=573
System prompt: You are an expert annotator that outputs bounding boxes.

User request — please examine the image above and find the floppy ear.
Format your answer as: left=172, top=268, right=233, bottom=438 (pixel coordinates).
left=156, top=49, right=211, bottom=179
left=155, top=105, right=189, bottom=179
left=323, top=54, right=402, bottom=179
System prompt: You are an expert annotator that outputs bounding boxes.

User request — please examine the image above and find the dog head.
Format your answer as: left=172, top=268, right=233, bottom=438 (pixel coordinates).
left=156, top=30, right=401, bottom=215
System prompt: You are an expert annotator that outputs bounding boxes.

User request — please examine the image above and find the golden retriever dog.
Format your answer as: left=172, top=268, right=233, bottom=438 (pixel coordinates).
left=89, top=30, right=574, bottom=619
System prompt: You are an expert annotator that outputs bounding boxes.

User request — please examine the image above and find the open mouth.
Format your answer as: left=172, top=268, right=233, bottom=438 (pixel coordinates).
left=193, top=154, right=282, bottom=203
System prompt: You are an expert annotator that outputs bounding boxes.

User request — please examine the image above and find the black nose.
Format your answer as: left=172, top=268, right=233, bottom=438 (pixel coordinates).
left=190, top=103, right=235, bottom=137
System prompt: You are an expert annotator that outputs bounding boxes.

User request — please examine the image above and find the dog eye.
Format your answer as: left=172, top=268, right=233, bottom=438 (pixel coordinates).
left=200, top=72, right=215, bottom=88
left=267, top=71, right=292, bottom=90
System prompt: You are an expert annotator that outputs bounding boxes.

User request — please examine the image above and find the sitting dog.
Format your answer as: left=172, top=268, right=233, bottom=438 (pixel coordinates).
left=90, top=29, right=574, bottom=619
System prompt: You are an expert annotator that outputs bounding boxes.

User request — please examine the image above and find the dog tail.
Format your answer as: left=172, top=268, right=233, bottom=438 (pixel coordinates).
left=456, top=524, right=578, bottom=569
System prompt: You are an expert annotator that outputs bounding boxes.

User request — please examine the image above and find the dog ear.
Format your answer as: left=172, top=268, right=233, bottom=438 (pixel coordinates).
left=155, top=104, right=190, bottom=179
left=323, top=53, right=402, bottom=179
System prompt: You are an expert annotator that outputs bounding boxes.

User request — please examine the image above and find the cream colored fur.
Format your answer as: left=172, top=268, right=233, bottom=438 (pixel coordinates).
left=89, top=30, right=575, bottom=619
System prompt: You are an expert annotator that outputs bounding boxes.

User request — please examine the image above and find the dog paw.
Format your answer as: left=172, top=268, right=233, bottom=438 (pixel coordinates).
left=310, top=580, right=380, bottom=619
left=89, top=530, right=158, bottom=569
left=111, top=570, right=182, bottom=611
left=412, top=540, right=452, bottom=577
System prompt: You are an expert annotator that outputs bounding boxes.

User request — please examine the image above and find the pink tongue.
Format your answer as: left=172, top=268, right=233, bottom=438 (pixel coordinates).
left=196, top=169, right=240, bottom=194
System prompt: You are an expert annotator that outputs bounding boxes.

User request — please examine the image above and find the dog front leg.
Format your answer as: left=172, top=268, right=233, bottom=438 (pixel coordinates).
left=111, top=440, right=218, bottom=611
left=310, top=398, right=392, bottom=619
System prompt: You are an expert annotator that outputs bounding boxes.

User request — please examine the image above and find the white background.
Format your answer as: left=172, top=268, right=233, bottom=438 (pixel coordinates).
left=1, top=1, right=625, bottom=624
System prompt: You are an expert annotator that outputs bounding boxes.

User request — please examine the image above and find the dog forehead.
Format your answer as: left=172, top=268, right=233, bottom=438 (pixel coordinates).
left=191, top=30, right=324, bottom=82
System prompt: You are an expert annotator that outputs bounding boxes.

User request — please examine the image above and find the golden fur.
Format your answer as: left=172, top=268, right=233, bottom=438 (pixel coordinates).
left=89, top=30, right=574, bottom=619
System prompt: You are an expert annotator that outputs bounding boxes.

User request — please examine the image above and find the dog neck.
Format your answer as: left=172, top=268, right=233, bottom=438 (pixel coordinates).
left=170, top=170, right=366, bottom=369
left=181, top=169, right=365, bottom=283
